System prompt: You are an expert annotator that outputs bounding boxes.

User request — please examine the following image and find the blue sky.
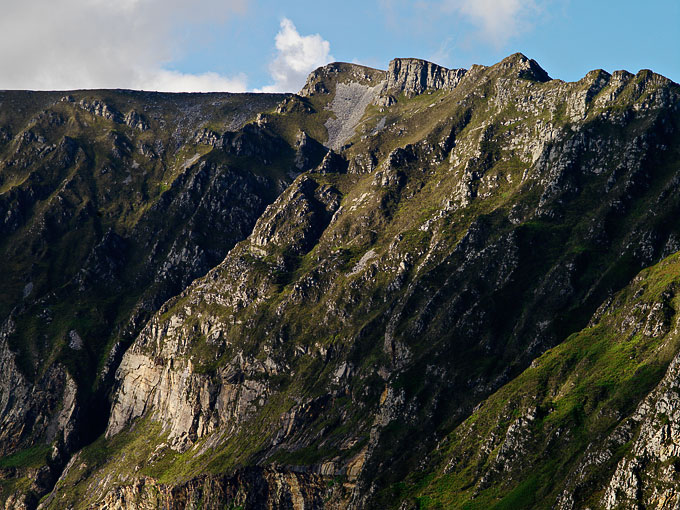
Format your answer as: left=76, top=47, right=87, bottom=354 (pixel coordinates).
left=1, top=0, right=678, bottom=91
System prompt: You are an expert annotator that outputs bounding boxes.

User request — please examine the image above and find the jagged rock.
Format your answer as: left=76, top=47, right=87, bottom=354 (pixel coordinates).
left=294, top=130, right=325, bottom=172
left=123, top=110, right=149, bottom=131
left=193, top=128, right=223, bottom=147
left=313, top=150, right=347, bottom=174
left=383, top=57, right=467, bottom=97
left=601, top=351, right=680, bottom=509
left=78, top=99, right=122, bottom=123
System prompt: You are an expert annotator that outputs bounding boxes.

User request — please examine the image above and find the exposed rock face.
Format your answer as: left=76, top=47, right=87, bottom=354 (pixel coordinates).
left=77, top=99, right=122, bottom=122
left=99, top=470, right=330, bottom=510
left=106, top=338, right=270, bottom=449
left=601, top=352, right=680, bottom=509
left=0, top=320, right=71, bottom=455
left=0, top=319, right=76, bottom=508
left=44, top=467, right=337, bottom=510
left=384, top=57, right=467, bottom=96
left=123, top=110, right=149, bottom=131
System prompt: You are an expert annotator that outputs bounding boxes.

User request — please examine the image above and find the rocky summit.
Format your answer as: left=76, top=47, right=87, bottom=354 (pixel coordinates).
left=0, top=53, right=679, bottom=509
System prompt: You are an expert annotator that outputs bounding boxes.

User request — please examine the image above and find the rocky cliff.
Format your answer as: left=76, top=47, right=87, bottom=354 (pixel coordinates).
left=1, top=53, right=680, bottom=509
left=384, top=57, right=468, bottom=96
left=0, top=88, right=306, bottom=505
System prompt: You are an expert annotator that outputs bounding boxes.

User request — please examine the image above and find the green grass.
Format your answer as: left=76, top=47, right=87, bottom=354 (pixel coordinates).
left=396, top=252, right=680, bottom=509
left=0, top=444, right=50, bottom=469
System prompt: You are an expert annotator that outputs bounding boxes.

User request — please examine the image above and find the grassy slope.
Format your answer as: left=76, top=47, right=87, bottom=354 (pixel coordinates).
left=400, top=251, right=680, bottom=509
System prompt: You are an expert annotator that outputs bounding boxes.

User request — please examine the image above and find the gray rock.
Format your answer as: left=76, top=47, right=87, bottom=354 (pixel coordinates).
left=383, top=58, right=467, bottom=97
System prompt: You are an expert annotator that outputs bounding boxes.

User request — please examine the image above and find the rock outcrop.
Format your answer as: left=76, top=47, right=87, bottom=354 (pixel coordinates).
left=602, top=350, right=680, bottom=509
left=384, top=57, right=467, bottom=96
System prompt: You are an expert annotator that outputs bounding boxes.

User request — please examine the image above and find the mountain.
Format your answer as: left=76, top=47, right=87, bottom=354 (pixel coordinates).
left=0, top=53, right=679, bottom=509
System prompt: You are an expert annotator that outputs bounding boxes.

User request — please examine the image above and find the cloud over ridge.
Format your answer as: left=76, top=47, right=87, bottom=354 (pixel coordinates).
left=259, top=18, right=334, bottom=93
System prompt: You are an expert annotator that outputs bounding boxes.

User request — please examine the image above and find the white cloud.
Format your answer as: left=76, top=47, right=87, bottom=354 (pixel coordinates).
left=259, top=18, right=334, bottom=93
left=0, top=0, right=248, bottom=92
left=440, top=0, right=540, bottom=46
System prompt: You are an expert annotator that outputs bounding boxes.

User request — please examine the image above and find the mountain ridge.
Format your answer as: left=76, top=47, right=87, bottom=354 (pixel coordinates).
left=0, top=53, right=679, bottom=509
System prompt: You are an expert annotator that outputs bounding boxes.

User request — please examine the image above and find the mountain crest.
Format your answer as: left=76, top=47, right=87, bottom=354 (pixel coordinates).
left=494, top=52, right=551, bottom=81
left=298, top=62, right=385, bottom=97
left=2, top=52, right=680, bottom=510
left=299, top=53, right=554, bottom=103
left=384, top=57, right=467, bottom=96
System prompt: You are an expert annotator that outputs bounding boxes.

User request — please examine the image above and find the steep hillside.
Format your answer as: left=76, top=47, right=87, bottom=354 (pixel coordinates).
left=2, top=53, right=680, bottom=509
left=0, top=89, right=313, bottom=506
left=399, top=251, right=680, bottom=508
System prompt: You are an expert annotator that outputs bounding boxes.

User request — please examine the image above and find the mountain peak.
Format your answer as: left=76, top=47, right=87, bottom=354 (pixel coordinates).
left=494, top=52, right=551, bottom=82
left=298, top=62, right=385, bottom=97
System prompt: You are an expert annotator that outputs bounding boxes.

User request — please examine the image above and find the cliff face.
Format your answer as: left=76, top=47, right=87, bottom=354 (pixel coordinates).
left=2, top=54, right=680, bottom=509
left=600, top=345, right=680, bottom=509
left=384, top=57, right=468, bottom=96
left=41, top=467, right=335, bottom=510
